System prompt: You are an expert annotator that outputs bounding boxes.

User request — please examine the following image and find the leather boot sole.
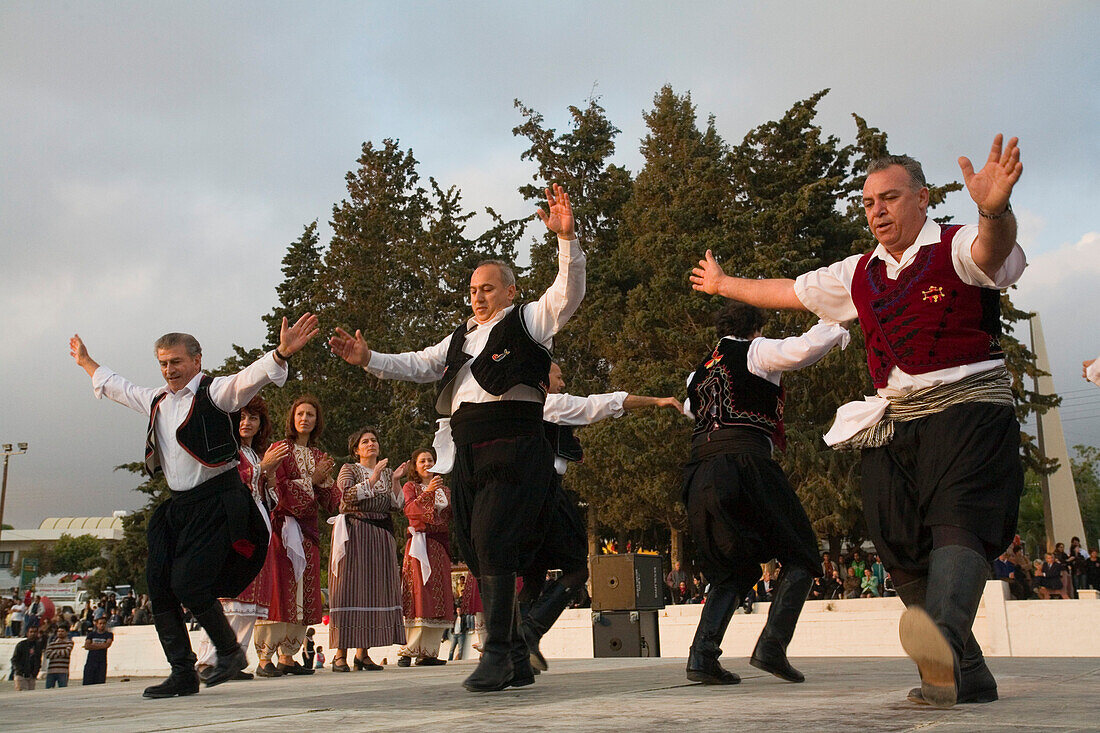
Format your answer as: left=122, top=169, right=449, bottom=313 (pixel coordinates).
left=686, top=668, right=741, bottom=685
left=907, top=685, right=998, bottom=705
left=899, top=607, right=956, bottom=708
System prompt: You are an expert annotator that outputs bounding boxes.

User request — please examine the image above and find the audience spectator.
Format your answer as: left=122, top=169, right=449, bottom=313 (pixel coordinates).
left=674, top=581, right=692, bottom=605
left=44, top=624, right=75, bottom=688
left=10, top=623, right=43, bottom=690
left=82, top=616, right=113, bottom=685
left=1033, top=553, right=1065, bottom=599
left=849, top=550, right=867, bottom=579
left=810, top=576, right=827, bottom=601
left=1067, top=537, right=1088, bottom=597
left=842, top=568, right=861, bottom=599
left=860, top=568, right=881, bottom=597
left=820, top=552, right=838, bottom=578
left=870, top=555, right=886, bottom=591
left=1086, top=549, right=1100, bottom=591
left=665, top=562, right=690, bottom=598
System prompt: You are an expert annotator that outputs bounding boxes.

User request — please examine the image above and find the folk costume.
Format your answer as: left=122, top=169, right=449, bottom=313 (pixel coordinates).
left=397, top=479, right=455, bottom=663
left=328, top=464, right=405, bottom=654
left=90, top=353, right=284, bottom=697
left=253, top=441, right=340, bottom=671
left=682, top=322, right=849, bottom=685
left=797, top=218, right=1027, bottom=706
left=363, top=233, right=585, bottom=691
left=195, top=445, right=273, bottom=676
left=519, top=391, right=626, bottom=671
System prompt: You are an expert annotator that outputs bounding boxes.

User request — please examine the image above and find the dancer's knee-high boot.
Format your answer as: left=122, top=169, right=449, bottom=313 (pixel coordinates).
left=899, top=546, right=992, bottom=709
left=193, top=603, right=247, bottom=687
left=144, top=610, right=200, bottom=699
left=520, top=580, right=576, bottom=671
left=896, top=569, right=997, bottom=705
left=750, top=565, right=813, bottom=682
left=463, top=575, right=517, bottom=692
left=685, top=583, right=741, bottom=685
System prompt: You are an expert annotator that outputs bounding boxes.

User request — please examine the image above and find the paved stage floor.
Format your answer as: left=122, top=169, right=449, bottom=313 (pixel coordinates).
left=2, top=657, right=1096, bottom=732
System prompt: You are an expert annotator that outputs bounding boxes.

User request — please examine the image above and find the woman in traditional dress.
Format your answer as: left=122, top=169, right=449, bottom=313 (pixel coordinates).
left=253, top=395, right=340, bottom=677
left=196, top=395, right=287, bottom=680
left=328, top=427, right=409, bottom=672
left=396, top=449, right=455, bottom=666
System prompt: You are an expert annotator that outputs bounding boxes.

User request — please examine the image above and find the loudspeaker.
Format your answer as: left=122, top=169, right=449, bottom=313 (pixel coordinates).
left=592, top=610, right=660, bottom=658
left=590, top=553, right=665, bottom=611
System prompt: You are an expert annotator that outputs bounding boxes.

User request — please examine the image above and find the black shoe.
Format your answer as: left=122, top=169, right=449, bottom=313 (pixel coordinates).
left=276, top=661, right=315, bottom=675
left=686, top=583, right=742, bottom=685
left=750, top=565, right=813, bottom=683
left=397, top=656, right=412, bottom=668
left=196, top=664, right=214, bottom=683
left=464, top=574, right=517, bottom=692
left=354, top=655, right=383, bottom=671
left=205, top=646, right=248, bottom=687
left=900, top=546, right=991, bottom=709
left=331, top=659, right=351, bottom=672
left=143, top=669, right=201, bottom=699
left=415, top=656, right=446, bottom=666
left=254, top=662, right=284, bottom=678
left=233, top=671, right=254, bottom=681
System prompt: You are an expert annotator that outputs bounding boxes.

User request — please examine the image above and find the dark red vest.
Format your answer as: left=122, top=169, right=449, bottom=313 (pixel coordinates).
left=851, top=224, right=1003, bottom=389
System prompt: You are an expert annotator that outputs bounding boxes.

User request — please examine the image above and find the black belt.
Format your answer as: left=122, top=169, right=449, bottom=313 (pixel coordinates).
left=349, top=513, right=395, bottom=534
left=451, top=400, right=543, bottom=446
left=690, top=427, right=772, bottom=461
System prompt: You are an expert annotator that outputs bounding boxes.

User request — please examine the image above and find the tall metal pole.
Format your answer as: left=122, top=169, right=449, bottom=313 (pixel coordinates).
left=0, top=443, right=29, bottom=548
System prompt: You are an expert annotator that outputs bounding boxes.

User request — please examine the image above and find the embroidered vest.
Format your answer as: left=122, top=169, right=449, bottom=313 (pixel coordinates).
left=851, top=224, right=1003, bottom=389
left=434, top=303, right=552, bottom=415
left=145, top=375, right=241, bottom=476
left=686, top=338, right=785, bottom=449
left=543, top=421, right=584, bottom=463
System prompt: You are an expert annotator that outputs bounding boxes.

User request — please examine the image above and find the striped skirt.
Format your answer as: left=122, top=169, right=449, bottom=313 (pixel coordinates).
left=328, top=515, right=406, bottom=650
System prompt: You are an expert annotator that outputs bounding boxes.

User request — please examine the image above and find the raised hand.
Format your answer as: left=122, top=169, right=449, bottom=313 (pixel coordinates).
left=690, top=250, right=728, bottom=295
left=1084, top=358, right=1097, bottom=380
left=329, top=327, right=372, bottom=367
left=278, top=313, right=321, bottom=359
left=69, top=334, right=100, bottom=377
left=392, top=460, right=410, bottom=481
left=313, top=455, right=335, bottom=484
left=426, top=474, right=444, bottom=493
left=958, top=134, right=1022, bottom=214
left=536, top=183, right=576, bottom=239
left=260, top=442, right=289, bottom=476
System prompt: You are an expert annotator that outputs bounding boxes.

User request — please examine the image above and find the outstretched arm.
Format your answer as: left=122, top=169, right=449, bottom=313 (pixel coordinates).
left=329, top=327, right=372, bottom=368
left=960, top=134, right=1022, bottom=278
left=690, top=251, right=807, bottom=310
left=525, top=184, right=586, bottom=341
left=274, top=313, right=321, bottom=366
left=623, top=395, right=684, bottom=414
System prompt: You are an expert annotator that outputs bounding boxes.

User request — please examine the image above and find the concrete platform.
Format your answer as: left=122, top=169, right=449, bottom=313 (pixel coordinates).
left=2, top=656, right=1097, bottom=732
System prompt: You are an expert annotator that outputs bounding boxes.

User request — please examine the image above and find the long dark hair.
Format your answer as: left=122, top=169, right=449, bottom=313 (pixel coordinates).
left=285, top=394, right=324, bottom=447
left=410, top=448, right=434, bottom=483
left=240, top=395, right=272, bottom=454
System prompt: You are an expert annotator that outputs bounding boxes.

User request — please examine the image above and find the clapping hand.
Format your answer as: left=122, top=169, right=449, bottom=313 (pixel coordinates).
left=260, top=442, right=289, bottom=476
left=369, top=458, right=389, bottom=486
left=312, top=455, right=335, bottom=484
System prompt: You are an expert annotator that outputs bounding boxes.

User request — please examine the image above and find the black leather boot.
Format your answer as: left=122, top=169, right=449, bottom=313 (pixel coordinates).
left=144, top=610, right=201, bottom=699
left=520, top=580, right=575, bottom=672
left=463, top=575, right=517, bottom=692
left=509, top=600, right=536, bottom=688
left=192, top=604, right=247, bottom=687
left=685, top=583, right=741, bottom=685
left=900, top=546, right=991, bottom=709
left=750, top=565, right=813, bottom=682
left=896, top=573, right=998, bottom=705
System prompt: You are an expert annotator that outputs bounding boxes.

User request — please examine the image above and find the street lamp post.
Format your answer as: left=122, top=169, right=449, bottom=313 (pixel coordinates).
left=0, top=442, right=29, bottom=547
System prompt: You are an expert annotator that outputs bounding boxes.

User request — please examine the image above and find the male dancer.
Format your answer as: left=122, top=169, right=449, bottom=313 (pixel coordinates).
left=70, top=313, right=319, bottom=698
left=520, top=362, right=683, bottom=672
left=691, top=135, right=1025, bottom=707
left=329, top=185, right=583, bottom=692
left=682, top=303, right=848, bottom=685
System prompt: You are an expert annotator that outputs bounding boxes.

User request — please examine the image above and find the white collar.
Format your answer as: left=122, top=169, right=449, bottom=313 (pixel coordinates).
left=166, top=371, right=205, bottom=397
left=466, top=304, right=516, bottom=331
left=868, top=217, right=941, bottom=267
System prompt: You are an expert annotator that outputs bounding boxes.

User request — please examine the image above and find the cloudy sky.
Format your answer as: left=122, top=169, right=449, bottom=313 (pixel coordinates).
left=2, top=1, right=1098, bottom=527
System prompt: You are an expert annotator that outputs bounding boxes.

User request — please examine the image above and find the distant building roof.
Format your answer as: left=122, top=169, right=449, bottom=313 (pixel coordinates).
left=38, top=517, right=125, bottom=531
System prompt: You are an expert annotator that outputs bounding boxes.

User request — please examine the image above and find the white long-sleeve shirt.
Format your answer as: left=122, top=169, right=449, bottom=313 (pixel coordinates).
left=366, top=237, right=585, bottom=415
left=91, top=351, right=288, bottom=491
left=683, top=322, right=851, bottom=419
left=543, top=391, right=628, bottom=474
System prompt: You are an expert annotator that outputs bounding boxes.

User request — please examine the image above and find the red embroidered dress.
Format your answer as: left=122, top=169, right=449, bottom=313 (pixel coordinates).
left=401, top=481, right=455, bottom=629
left=258, top=441, right=340, bottom=625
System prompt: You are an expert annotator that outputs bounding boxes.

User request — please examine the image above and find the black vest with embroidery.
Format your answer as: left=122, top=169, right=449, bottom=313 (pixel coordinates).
left=686, top=338, right=785, bottom=448
left=435, top=303, right=552, bottom=416
left=543, top=421, right=584, bottom=463
left=145, top=375, right=241, bottom=476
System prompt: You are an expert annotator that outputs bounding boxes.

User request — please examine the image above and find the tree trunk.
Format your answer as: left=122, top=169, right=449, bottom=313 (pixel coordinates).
left=670, top=527, right=684, bottom=571
left=828, top=534, right=843, bottom=560
left=587, top=504, right=599, bottom=559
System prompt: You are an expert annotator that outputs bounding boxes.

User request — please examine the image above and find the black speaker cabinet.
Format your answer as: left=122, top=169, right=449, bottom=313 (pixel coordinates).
left=592, top=610, right=660, bottom=658
left=591, top=553, right=665, bottom=611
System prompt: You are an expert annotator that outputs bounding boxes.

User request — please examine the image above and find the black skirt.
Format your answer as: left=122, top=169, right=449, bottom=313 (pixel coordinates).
left=682, top=449, right=821, bottom=596
left=860, top=401, right=1024, bottom=572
